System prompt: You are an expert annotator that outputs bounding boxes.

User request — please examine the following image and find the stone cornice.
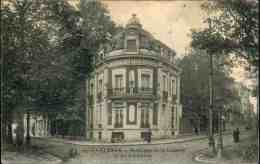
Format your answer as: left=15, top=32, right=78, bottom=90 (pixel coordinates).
left=96, top=49, right=180, bottom=73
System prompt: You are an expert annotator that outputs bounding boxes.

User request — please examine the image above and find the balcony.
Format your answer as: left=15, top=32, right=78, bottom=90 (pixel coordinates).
left=140, top=122, right=150, bottom=128
left=114, top=123, right=123, bottom=128
left=95, top=49, right=177, bottom=67
left=107, top=87, right=155, bottom=99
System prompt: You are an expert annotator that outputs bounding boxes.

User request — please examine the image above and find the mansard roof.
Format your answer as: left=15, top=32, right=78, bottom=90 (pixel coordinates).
left=109, top=14, right=176, bottom=56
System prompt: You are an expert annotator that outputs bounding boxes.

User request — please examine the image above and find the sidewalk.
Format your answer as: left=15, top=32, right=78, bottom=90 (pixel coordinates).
left=34, top=131, right=232, bottom=146
left=193, top=131, right=257, bottom=164
left=34, top=134, right=206, bottom=146
left=1, top=149, right=62, bottom=164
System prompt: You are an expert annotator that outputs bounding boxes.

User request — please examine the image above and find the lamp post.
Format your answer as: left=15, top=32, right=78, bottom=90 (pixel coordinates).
left=208, top=50, right=216, bottom=154
left=217, top=80, right=232, bottom=158
left=26, top=111, right=31, bottom=145
left=207, top=17, right=216, bottom=155
left=217, top=105, right=224, bottom=158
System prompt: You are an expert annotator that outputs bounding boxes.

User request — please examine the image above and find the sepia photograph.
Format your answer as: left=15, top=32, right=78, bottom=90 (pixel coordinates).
left=1, top=0, right=259, bottom=164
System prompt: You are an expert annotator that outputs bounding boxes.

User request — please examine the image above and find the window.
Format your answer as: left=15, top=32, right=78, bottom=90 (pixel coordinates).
left=97, top=104, right=102, bottom=124
left=162, top=75, right=167, bottom=91
left=127, top=39, right=137, bottom=52
left=98, top=79, right=103, bottom=92
left=171, top=107, right=174, bottom=128
left=113, top=102, right=124, bottom=128
left=97, top=80, right=103, bottom=101
left=90, top=83, right=94, bottom=95
left=128, top=105, right=136, bottom=122
left=141, top=103, right=150, bottom=128
left=115, top=75, right=123, bottom=89
left=160, top=47, right=164, bottom=56
left=98, top=132, right=102, bottom=140
left=129, top=70, right=135, bottom=94
left=162, top=104, right=166, bottom=113
left=107, top=103, right=112, bottom=125
left=172, top=80, right=175, bottom=95
left=141, top=74, right=151, bottom=89
left=129, top=70, right=135, bottom=88
left=114, top=110, right=123, bottom=128
left=153, top=104, right=158, bottom=125
left=169, top=80, right=172, bottom=95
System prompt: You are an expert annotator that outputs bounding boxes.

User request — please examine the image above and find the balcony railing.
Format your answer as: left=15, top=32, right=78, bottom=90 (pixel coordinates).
left=140, top=122, right=150, bottom=128
left=95, top=49, right=176, bottom=66
left=107, top=87, right=153, bottom=97
left=114, top=123, right=123, bottom=128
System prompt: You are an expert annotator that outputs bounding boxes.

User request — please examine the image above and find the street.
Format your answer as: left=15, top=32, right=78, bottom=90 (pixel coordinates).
left=61, top=133, right=247, bottom=164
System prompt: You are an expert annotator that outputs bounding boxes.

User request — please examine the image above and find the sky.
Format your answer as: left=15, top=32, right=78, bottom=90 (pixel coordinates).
left=103, top=0, right=207, bottom=56
left=70, top=0, right=207, bottom=55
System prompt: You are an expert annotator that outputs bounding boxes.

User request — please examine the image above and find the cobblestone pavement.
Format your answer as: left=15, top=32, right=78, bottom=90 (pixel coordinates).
left=60, top=133, right=249, bottom=164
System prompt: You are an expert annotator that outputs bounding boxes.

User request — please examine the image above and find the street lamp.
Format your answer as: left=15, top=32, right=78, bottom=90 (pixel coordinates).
left=207, top=17, right=216, bottom=155
left=208, top=51, right=216, bottom=154
left=217, top=104, right=224, bottom=158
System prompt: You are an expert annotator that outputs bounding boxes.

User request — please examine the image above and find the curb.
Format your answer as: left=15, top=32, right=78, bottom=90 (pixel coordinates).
left=1, top=155, right=63, bottom=164
left=194, top=154, right=217, bottom=164
left=34, top=135, right=208, bottom=147
left=34, top=131, right=233, bottom=147
left=1, top=160, right=62, bottom=164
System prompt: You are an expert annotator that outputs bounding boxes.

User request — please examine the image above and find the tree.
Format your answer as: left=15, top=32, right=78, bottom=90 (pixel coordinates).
left=43, top=0, right=118, bottom=137
left=1, top=0, right=53, bottom=145
left=1, top=0, right=119, bottom=146
left=191, top=0, right=259, bottom=68
left=1, top=0, right=82, bottom=145
left=178, top=50, right=241, bottom=131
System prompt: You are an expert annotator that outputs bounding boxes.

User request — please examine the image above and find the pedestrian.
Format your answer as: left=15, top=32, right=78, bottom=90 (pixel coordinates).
left=236, top=128, right=240, bottom=142
left=147, top=128, right=152, bottom=143
left=233, top=129, right=237, bottom=143
left=194, top=127, right=198, bottom=135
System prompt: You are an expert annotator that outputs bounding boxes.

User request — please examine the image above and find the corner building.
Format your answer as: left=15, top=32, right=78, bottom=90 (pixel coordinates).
left=86, top=14, right=182, bottom=142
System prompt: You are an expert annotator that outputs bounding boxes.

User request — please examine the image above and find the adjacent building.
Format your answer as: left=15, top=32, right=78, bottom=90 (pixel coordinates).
left=85, top=14, right=182, bottom=142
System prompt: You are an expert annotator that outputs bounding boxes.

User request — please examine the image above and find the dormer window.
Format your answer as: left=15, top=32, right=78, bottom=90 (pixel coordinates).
left=126, top=39, right=137, bottom=52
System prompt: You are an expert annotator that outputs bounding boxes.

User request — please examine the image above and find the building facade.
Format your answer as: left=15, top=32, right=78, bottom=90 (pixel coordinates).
left=85, top=14, right=182, bottom=142
left=23, top=113, right=49, bottom=137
